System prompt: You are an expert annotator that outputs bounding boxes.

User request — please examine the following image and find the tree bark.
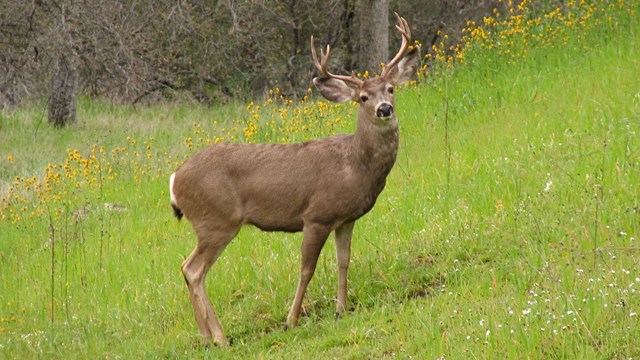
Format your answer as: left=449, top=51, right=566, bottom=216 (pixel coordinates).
left=358, top=0, right=389, bottom=74
left=48, top=51, right=77, bottom=127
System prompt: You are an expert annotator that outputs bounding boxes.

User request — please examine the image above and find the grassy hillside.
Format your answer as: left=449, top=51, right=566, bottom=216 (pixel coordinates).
left=1, top=1, right=638, bottom=358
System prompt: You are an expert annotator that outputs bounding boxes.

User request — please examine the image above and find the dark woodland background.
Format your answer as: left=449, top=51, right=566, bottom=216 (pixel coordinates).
left=1, top=0, right=514, bottom=115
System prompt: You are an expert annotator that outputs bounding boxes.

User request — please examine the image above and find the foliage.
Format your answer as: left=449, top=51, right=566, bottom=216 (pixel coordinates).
left=1, top=0, right=639, bottom=358
left=0, top=0, right=498, bottom=106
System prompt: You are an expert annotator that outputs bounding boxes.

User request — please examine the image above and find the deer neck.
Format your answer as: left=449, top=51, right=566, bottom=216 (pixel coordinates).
left=351, top=109, right=399, bottom=178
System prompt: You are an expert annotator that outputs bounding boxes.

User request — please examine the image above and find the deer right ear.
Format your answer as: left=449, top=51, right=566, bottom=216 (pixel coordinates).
left=387, top=47, right=419, bottom=85
left=313, top=77, right=357, bottom=103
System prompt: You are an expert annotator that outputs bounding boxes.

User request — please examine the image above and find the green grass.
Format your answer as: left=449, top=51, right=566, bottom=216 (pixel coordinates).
left=1, top=2, right=639, bottom=358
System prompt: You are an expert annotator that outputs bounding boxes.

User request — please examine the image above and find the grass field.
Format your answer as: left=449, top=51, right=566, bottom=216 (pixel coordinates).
left=1, top=1, right=639, bottom=358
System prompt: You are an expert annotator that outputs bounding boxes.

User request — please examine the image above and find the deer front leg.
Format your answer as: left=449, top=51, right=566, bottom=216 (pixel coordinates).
left=286, top=223, right=331, bottom=329
left=334, top=221, right=354, bottom=317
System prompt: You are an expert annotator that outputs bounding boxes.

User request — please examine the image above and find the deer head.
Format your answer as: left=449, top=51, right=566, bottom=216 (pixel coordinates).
left=311, top=13, right=419, bottom=127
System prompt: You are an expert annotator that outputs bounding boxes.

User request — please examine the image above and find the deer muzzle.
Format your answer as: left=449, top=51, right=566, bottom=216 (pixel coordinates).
left=376, top=103, right=394, bottom=119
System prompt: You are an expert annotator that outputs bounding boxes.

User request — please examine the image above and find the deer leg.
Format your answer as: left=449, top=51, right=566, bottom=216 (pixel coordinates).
left=334, top=221, right=354, bottom=317
left=286, top=223, right=331, bottom=329
left=182, top=226, right=238, bottom=347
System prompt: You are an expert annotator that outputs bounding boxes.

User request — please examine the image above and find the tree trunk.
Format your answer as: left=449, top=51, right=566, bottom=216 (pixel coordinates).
left=48, top=52, right=77, bottom=127
left=357, top=0, right=389, bottom=74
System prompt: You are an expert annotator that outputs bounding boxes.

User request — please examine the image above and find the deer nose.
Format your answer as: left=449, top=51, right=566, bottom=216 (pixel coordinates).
left=376, top=103, right=393, bottom=118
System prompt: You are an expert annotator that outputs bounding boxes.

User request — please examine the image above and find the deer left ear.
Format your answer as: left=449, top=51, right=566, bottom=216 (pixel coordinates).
left=387, top=47, right=419, bottom=86
left=313, top=77, right=357, bottom=103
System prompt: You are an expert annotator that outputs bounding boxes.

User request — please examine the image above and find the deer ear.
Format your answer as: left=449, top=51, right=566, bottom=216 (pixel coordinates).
left=313, top=77, right=357, bottom=103
left=387, top=47, right=419, bottom=85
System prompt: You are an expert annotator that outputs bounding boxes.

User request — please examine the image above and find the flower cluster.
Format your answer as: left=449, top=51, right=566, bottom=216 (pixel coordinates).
left=185, top=87, right=354, bottom=148
left=0, top=138, right=167, bottom=226
left=424, top=0, right=637, bottom=72
left=2, top=146, right=106, bottom=223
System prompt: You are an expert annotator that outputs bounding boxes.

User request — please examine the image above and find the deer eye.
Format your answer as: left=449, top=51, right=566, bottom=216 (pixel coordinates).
left=387, top=87, right=394, bottom=94
left=360, top=95, right=369, bottom=103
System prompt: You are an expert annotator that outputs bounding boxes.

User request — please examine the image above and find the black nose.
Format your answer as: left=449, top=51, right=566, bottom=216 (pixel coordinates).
left=377, top=103, right=393, bottom=118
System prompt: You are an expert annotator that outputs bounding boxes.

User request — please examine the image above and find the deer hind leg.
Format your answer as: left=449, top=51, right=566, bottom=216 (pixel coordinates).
left=182, top=224, right=239, bottom=347
left=286, top=223, right=331, bottom=329
left=334, top=221, right=354, bottom=317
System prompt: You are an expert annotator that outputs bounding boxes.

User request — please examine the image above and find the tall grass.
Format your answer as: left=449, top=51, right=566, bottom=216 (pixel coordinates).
left=1, top=1, right=639, bottom=358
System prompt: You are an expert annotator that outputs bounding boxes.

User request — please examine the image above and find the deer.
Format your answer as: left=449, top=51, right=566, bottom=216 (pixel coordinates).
left=169, top=13, right=418, bottom=347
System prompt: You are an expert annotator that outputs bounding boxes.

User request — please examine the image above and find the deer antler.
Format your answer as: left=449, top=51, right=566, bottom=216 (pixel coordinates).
left=311, top=36, right=364, bottom=88
left=381, top=13, right=412, bottom=79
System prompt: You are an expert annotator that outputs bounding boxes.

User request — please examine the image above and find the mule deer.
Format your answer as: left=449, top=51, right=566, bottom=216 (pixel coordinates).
left=170, top=13, right=418, bottom=346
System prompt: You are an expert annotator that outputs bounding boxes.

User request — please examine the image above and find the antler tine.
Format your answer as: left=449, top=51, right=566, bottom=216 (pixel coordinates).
left=381, top=13, right=412, bottom=78
left=310, top=36, right=324, bottom=74
left=311, top=36, right=363, bottom=87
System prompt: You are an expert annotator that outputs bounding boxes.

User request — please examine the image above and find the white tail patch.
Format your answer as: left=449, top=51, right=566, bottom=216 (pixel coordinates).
left=169, top=172, right=177, bottom=206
